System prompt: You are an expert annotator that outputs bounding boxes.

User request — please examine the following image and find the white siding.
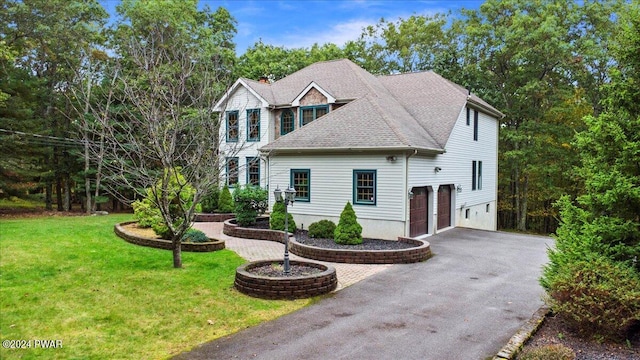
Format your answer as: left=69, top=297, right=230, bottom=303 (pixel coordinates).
left=267, top=154, right=406, bottom=240
left=219, top=85, right=271, bottom=186
left=408, top=107, right=498, bottom=231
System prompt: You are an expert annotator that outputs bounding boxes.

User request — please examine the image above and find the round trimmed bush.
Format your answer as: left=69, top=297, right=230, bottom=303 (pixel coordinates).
left=182, top=228, right=209, bottom=243
left=308, top=220, right=336, bottom=239
left=334, top=202, right=362, bottom=245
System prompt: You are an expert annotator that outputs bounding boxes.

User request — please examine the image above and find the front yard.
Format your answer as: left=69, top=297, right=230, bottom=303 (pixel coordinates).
left=0, top=214, right=311, bottom=359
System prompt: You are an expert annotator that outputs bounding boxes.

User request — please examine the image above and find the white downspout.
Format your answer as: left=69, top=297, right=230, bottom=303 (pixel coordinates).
left=403, top=149, right=418, bottom=237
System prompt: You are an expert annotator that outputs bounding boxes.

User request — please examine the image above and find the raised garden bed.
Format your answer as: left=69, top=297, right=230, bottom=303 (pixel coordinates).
left=114, top=221, right=225, bottom=252
left=193, top=213, right=235, bottom=222
left=223, top=218, right=431, bottom=264
left=235, top=260, right=337, bottom=299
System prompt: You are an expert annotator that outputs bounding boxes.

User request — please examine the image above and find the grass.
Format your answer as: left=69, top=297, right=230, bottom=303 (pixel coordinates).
left=0, top=214, right=312, bottom=359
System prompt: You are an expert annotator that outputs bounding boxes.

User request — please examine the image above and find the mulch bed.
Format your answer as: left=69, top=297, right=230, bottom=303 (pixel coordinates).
left=247, top=262, right=322, bottom=277
left=294, top=230, right=416, bottom=250
left=519, top=313, right=639, bottom=359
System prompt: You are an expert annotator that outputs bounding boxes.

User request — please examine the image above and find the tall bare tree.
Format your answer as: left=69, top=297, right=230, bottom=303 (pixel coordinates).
left=94, top=0, right=237, bottom=268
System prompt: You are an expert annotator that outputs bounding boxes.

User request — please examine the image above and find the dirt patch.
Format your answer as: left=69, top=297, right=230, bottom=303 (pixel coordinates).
left=121, top=223, right=161, bottom=239
left=518, top=313, right=639, bottom=360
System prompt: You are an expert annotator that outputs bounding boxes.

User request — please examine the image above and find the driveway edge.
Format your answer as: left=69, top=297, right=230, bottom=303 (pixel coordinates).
left=493, top=306, right=550, bottom=359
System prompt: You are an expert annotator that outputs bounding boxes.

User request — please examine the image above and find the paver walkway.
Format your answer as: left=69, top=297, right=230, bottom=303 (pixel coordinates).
left=192, top=222, right=392, bottom=291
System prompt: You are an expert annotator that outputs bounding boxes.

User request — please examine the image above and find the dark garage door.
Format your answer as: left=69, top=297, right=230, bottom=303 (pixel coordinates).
left=410, top=187, right=428, bottom=237
left=437, top=185, right=451, bottom=230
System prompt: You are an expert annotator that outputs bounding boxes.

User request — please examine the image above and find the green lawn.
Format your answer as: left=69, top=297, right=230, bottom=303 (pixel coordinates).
left=0, top=214, right=312, bottom=359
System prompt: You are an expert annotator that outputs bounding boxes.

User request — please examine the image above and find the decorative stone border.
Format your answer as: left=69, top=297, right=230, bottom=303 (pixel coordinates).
left=223, top=217, right=288, bottom=243
left=114, top=221, right=225, bottom=252
left=290, top=236, right=431, bottom=264
left=223, top=218, right=431, bottom=264
left=235, top=260, right=337, bottom=299
left=193, top=213, right=235, bottom=222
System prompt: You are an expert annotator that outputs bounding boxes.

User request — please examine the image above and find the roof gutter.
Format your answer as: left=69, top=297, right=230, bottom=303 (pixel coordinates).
left=259, top=146, right=444, bottom=156
left=467, top=97, right=505, bottom=119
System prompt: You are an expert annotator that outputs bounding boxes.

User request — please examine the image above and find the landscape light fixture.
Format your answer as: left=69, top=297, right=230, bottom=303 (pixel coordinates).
left=274, top=185, right=296, bottom=274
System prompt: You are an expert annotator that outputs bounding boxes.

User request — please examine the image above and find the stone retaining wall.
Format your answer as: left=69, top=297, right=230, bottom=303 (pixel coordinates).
left=194, top=213, right=235, bottom=222
left=235, top=260, right=337, bottom=299
left=114, top=221, right=225, bottom=252
left=290, top=237, right=431, bottom=264
left=224, top=219, right=431, bottom=264
left=223, top=218, right=290, bottom=243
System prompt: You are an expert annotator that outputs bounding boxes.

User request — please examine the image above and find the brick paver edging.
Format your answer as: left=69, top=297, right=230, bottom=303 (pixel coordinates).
left=114, top=221, right=225, bottom=252
left=223, top=218, right=432, bottom=264
left=194, top=213, right=235, bottom=222
left=290, top=237, right=431, bottom=264
left=235, top=260, right=337, bottom=299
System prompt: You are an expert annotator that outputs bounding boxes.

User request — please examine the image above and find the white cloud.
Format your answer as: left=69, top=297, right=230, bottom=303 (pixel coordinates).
left=273, top=19, right=372, bottom=49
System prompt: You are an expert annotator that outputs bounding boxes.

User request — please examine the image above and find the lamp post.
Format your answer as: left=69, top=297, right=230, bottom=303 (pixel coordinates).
left=274, top=185, right=296, bottom=274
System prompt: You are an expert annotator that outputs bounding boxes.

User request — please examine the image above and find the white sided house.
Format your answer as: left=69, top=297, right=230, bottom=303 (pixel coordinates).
left=216, top=59, right=503, bottom=240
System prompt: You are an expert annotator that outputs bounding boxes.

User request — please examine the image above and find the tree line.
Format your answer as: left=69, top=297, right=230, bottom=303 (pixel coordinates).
left=0, top=0, right=636, bottom=235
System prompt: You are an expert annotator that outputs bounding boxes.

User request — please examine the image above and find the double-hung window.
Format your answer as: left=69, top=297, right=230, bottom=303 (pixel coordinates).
left=472, top=160, right=482, bottom=191
left=226, top=111, right=239, bottom=142
left=246, top=157, right=260, bottom=186
left=353, top=170, right=376, bottom=205
left=280, top=109, right=294, bottom=135
left=226, top=157, right=239, bottom=186
left=300, top=105, right=329, bottom=127
left=290, top=169, right=310, bottom=202
left=473, top=110, right=479, bottom=141
left=247, top=109, right=260, bottom=141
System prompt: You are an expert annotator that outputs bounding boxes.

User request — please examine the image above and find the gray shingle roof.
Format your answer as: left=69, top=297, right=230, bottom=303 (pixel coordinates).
left=246, top=59, right=502, bottom=153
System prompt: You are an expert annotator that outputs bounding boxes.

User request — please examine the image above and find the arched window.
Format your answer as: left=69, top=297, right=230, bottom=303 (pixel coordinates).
left=280, top=109, right=294, bottom=135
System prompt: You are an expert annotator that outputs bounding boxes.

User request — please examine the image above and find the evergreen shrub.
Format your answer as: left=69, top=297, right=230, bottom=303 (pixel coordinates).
left=546, top=256, right=640, bottom=341
left=308, top=220, right=336, bottom=239
left=218, top=185, right=234, bottom=213
left=200, top=187, right=219, bottom=213
left=334, top=202, right=362, bottom=245
left=269, top=200, right=296, bottom=231
left=181, top=228, right=209, bottom=243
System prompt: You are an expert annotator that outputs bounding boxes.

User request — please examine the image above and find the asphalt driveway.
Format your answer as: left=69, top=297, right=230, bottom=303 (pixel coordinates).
left=174, top=228, right=552, bottom=360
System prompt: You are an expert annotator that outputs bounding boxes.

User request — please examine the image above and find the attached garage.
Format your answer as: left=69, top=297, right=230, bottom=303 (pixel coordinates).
left=437, top=185, right=452, bottom=230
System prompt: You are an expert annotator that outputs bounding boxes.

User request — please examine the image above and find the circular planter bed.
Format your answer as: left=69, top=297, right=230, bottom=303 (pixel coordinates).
left=235, top=260, right=337, bottom=300
left=114, top=221, right=225, bottom=252
left=290, top=234, right=431, bottom=264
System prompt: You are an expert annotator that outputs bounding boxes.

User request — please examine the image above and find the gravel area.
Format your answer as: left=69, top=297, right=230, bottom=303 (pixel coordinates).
left=248, top=262, right=322, bottom=277
left=294, top=230, right=416, bottom=250
left=518, top=313, right=639, bottom=359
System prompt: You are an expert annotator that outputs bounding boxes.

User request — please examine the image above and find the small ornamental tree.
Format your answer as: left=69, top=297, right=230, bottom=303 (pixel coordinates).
left=232, top=185, right=268, bottom=226
left=334, top=202, right=363, bottom=245
left=269, top=200, right=297, bottom=232
left=218, top=185, right=234, bottom=213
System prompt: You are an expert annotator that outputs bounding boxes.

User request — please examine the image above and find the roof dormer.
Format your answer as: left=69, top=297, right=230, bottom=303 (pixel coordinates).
left=291, top=82, right=336, bottom=107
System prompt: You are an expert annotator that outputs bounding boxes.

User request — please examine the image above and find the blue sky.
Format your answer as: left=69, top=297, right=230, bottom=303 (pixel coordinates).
left=99, top=0, right=484, bottom=55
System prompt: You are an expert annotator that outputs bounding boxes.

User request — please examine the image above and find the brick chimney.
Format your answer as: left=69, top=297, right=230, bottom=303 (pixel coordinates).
left=259, top=76, right=269, bottom=84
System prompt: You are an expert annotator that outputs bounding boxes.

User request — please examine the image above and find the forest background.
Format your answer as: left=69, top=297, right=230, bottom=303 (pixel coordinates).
left=0, top=0, right=637, bottom=235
